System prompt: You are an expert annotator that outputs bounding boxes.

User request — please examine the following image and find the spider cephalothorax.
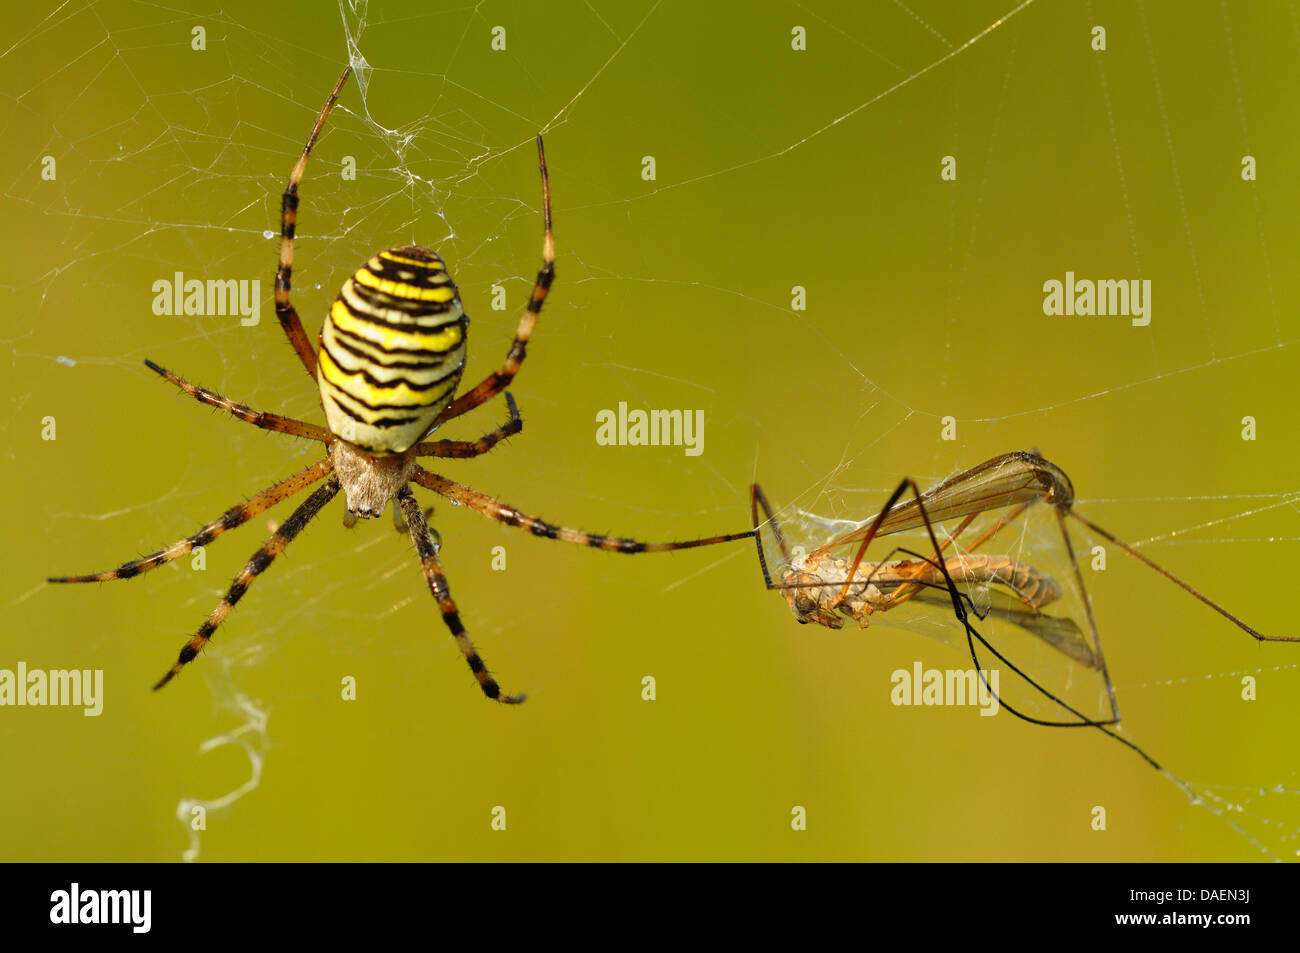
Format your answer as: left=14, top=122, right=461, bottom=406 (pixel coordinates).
left=49, top=66, right=755, bottom=703
left=328, top=440, right=417, bottom=520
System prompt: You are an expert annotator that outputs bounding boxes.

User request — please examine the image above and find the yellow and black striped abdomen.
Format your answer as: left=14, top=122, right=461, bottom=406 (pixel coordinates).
left=318, top=246, right=467, bottom=453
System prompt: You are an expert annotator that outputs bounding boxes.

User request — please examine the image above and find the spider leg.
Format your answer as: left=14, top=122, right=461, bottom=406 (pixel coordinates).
left=144, top=360, right=330, bottom=443
left=276, top=66, right=352, bottom=380
left=397, top=487, right=523, bottom=704
left=432, top=137, right=554, bottom=429
left=411, top=466, right=753, bottom=553
left=153, top=475, right=341, bottom=690
left=49, top=458, right=334, bottom=583
left=412, top=393, right=521, bottom=459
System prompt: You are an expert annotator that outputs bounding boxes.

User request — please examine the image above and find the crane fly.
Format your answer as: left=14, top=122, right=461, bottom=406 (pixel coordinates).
left=749, top=450, right=1291, bottom=732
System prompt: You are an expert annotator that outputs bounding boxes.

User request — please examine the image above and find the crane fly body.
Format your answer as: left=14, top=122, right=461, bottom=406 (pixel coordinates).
left=781, top=550, right=1061, bottom=627
left=751, top=449, right=1293, bottom=729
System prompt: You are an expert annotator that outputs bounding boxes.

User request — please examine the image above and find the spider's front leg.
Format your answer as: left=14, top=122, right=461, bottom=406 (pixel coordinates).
left=411, top=466, right=755, bottom=553
left=275, top=66, right=352, bottom=380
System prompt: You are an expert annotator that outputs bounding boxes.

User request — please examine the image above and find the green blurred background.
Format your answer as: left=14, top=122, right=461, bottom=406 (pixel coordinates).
left=3, top=0, right=1298, bottom=860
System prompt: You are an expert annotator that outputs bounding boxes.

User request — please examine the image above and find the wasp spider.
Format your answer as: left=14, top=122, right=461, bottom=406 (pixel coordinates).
left=50, top=67, right=754, bottom=704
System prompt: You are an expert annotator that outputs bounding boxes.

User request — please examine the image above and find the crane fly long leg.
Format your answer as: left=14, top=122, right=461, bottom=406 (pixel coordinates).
left=1067, top=510, right=1298, bottom=643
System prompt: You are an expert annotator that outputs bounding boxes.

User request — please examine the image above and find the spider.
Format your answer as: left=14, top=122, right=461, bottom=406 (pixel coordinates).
left=49, top=67, right=754, bottom=704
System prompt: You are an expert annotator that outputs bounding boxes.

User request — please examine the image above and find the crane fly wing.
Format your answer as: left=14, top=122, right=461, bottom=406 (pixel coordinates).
left=909, top=588, right=1097, bottom=670
left=822, top=451, right=1075, bottom=549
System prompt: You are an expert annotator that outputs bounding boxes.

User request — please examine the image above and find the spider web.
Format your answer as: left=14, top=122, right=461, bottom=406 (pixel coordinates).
left=5, top=0, right=1299, bottom=861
